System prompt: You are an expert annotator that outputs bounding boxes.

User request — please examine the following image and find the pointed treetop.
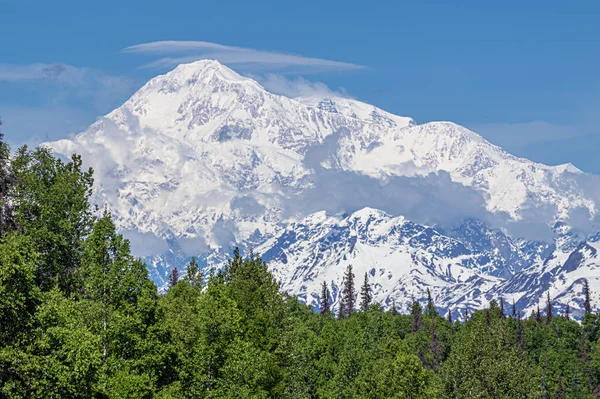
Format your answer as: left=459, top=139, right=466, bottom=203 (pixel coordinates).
left=447, top=309, right=453, bottom=324
left=411, top=298, right=423, bottom=333
left=340, top=265, right=355, bottom=318
left=168, top=267, right=179, bottom=288
left=583, top=279, right=592, bottom=314
left=320, top=281, right=331, bottom=315
left=499, top=297, right=505, bottom=318
left=184, top=257, right=203, bottom=288
left=512, top=298, right=517, bottom=318
left=536, top=304, right=543, bottom=324
left=565, top=303, right=570, bottom=321
left=426, top=288, right=437, bottom=316
left=546, top=292, right=553, bottom=325
left=516, top=312, right=524, bottom=350
left=359, top=272, right=372, bottom=312
left=391, top=301, right=398, bottom=316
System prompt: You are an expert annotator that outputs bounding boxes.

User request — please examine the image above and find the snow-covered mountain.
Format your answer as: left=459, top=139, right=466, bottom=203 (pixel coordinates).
left=48, top=59, right=600, bottom=316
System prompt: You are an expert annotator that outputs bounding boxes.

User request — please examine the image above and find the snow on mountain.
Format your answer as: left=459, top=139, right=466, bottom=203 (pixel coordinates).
left=258, top=208, right=501, bottom=315
left=47, top=59, right=600, bottom=315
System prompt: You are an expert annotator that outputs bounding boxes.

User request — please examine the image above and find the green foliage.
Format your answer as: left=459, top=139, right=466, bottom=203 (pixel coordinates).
left=3, top=143, right=600, bottom=398
left=11, top=146, right=94, bottom=293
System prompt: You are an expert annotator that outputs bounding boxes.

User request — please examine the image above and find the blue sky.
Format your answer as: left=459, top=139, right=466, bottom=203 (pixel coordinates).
left=1, top=0, right=600, bottom=171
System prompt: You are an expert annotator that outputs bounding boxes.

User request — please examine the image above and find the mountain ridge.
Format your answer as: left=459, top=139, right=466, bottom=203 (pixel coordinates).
left=47, top=59, right=600, bottom=316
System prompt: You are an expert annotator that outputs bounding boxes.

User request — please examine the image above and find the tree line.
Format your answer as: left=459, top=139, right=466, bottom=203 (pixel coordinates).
left=2, top=125, right=600, bottom=397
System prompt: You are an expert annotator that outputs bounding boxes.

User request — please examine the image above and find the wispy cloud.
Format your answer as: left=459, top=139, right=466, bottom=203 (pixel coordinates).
left=0, top=63, right=136, bottom=146
left=0, top=63, right=133, bottom=94
left=253, top=74, right=349, bottom=98
left=123, top=40, right=366, bottom=73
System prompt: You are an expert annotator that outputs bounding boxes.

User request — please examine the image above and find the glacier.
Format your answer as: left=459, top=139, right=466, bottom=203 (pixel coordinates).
left=48, top=59, right=600, bottom=318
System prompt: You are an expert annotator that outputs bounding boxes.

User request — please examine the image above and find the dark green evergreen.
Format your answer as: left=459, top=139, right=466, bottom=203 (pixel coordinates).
left=319, top=280, right=330, bottom=315
left=426, top=288, right=437, bottom=316
left=340, top=265, right=355, bottom=318
left=168, top=267, right=179, bottom=288
left=359, top=272, right=372, bottom=312
left=546, top=291, right=553, bottom=325
left=584, top=278, right=592, bottom=315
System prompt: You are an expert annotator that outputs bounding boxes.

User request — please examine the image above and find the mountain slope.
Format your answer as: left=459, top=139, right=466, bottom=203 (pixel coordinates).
left=47, top=60, right=600, bottom=315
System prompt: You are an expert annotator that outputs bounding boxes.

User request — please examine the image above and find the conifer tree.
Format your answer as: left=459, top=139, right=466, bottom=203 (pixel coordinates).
left=319, top=281, right=330, bottom=315
left=541, top=357, right=549, bottom=399
left=485, top=309, right=491, bottom=327
left=337, top=300, right=345, bottom=320
left=391, top=301, right=398, bottom=316
left=545, top=292, right=553, bottom=325
left=447, top=309, right=452, bottom=324
left=565, top=303, right=570, bottom=321
left=359, top=272, right=372, bottom=312
left=411, top=299, right=422, bottom=332
left=516, top=313, right=524, bottom=350
left=341, top=265, right=355, bottom=318
left=426, top=288, right=437, bottom=316
left=169, top=267, right=179, bottom=288
left=583, top=278, right=592, bottom=314
left=555, top=376, right=566, bottom=399
left=536, top=304, right=543, bottom=324
left=184, top=256, right=203, bottom=288
left=430, top=318, right=442, bottom=372
left=512, top=298, right=517, bottom=318
left=499, top=297, right=505, bottom=318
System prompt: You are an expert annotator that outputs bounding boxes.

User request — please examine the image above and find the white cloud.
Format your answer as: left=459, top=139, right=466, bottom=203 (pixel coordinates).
left=123, top=40, right=365, bottom=73
left=0, top=63, right=131, bottom=90
left=253, top=74, right=349, bottom=98
left=0, top=63, right=135, bottom=145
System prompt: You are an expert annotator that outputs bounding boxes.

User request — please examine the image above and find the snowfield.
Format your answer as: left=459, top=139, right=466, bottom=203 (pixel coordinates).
left=49, top=60, right=600, bottom=318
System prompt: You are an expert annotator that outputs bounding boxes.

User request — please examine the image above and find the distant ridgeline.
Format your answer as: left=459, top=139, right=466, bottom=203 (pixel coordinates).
left=3, top=128, right=600, bottom=397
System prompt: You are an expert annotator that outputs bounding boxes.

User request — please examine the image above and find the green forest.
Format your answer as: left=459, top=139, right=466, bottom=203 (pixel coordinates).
left=2, top=127, right=600, bottom=399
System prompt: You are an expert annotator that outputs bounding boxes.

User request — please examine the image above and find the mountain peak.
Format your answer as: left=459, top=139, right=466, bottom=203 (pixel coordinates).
left=168, top=59, right=254, bottom=84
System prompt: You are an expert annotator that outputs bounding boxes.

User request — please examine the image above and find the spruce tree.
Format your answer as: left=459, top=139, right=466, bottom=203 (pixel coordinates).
left=169, top=267, right=179, bottom=288
left=485, top=309, right=491, bottom=327
left=430, top=318, right=442, bottom=372
left=565, top=303, right=570, bottom=321
left=511, top=298, right=517, bottom=318
left=411, top=299, right=423, bottom=332
left=391, top=301, right=398, bottom=316
left=536, top=304, right=543, bottom=324
left=545, top=292, right=553, bottom=325
left=447, top=309, right=453, bottom=324
left=337, top=300, right=345, bottom=320
left=184, top=256, right=203, bottom=288
left=320, top=281, right=330, bottom=315
left=359, top=272, right=372, bottom=312
left=583, top=278, right=592, bottom=314
left=541, top=357, right=549, bottom=399
left=426, top=288, right=437, bottom=316
left=516, top=313, right=524, bottom=350
left=341, top=265, right=355, bottom=318
left=555, top=376, right=566, bottom=399
left=499, top=297, right=505, bottom=318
